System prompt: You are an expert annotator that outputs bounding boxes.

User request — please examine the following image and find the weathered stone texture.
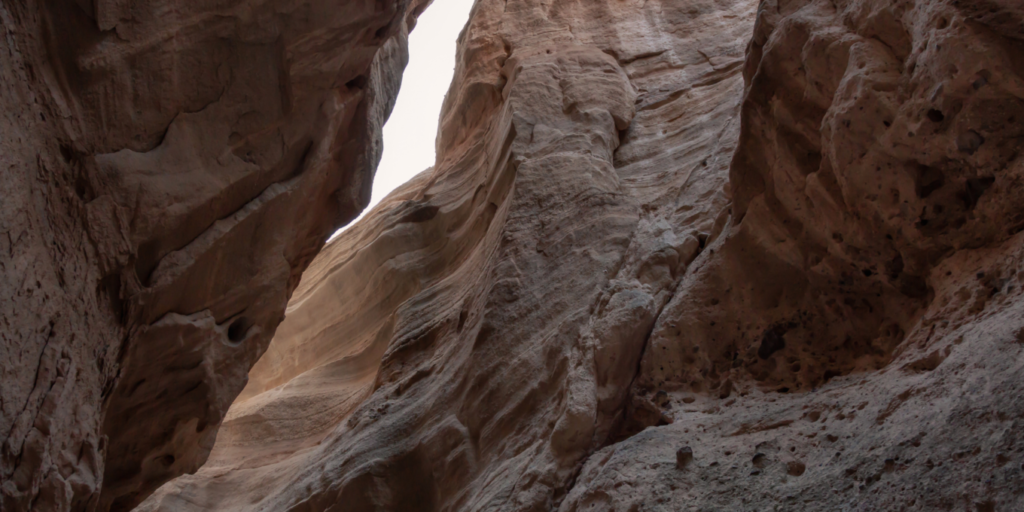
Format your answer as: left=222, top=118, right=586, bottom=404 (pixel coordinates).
left=8, top=0, right=1024, bottom=510
left=144, top=0, right=758, bottom=509
left=1, top=0, right=425, bottom=509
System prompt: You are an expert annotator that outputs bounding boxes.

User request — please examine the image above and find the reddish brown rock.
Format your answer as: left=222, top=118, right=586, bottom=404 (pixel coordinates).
left=156, top=0, right=1024, bottom=510
left=1, top=0, right=426, bottom=510
left=564, top=0, right=1024, bottom=510
left=144, top=0, right=756, bottom=509
left=8, top=0, right=1024, bottom=510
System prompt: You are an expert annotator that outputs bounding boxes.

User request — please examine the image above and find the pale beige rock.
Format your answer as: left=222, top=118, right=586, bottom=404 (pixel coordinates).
left=0, top=0, right=426, bottom=510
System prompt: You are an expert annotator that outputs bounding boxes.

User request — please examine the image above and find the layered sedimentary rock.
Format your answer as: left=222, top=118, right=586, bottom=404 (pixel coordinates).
left=151, top=0, right=1024, bottom=510
left=0, top=1, right=426, bottom=510
left=145, top=0, right=758, bottom=509
left=564, top=0, right=1024, bottom=510
left=9, top=0, right=1024, bottom=510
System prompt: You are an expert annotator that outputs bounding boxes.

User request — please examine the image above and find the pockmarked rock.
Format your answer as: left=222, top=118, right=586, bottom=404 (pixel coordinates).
left=152, top=0, right=1024, bottom=510
left=676, top=447, right=694, bottom=470
left=1, top=0, right=427, bottom=509
left=7, top=0, right=1024, bottom=510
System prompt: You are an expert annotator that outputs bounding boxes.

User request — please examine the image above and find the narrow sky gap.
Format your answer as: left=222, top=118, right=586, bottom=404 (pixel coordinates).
left=329, top=0, right=475, bottom=241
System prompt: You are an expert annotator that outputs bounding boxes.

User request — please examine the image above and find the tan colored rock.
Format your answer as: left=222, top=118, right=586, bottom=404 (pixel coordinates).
left=146, top=0, right=757, bottom=509
left=1, top=0, right=426, bottom=510
left=9, top=0, right=1024, bottom=510
left=158, top=0, right=1024, bottom=510
left=564, top=0, right=1024, bottom=510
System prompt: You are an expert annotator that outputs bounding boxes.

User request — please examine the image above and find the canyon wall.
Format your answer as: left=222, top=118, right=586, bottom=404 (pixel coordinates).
left=6, top=0, right=1024, bottom=510
left=143, top=0, right=757, bottom=508
left=0, top=0, right=426, bottom=510
left=148, top=0, right=1024, bottom=510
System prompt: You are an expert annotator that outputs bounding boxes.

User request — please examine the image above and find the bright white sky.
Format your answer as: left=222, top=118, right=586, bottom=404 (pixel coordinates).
left=333, top=0, right=475, bottom=239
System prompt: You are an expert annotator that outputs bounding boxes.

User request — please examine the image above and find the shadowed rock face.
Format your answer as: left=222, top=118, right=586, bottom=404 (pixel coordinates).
left=0, top=0, right=427, bottom=510
left=7, top=0, right=1024, bottom=511
left=143, top=0, right=753, bottom=509
left=150, top=0, right=1024, bottom=510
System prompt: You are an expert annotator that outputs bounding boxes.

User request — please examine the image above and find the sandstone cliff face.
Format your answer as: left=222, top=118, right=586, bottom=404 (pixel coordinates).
left=8, top=0, right=1024, bottom=510
left=564, top=0, right=1024, bottom=509
left=143, top=0, right=756, bottom=509
left=151, top=0, right=1024, bottom=510
left=0, top=1, right=425, bottom=510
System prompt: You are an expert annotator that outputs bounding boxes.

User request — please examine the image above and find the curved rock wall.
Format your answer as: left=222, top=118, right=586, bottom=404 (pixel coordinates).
left=0, top=0, right=426, bottom=510
left=144, top=0, right=760, bottom=509
left=565, top=1, right=1024, bottom=510
left=8, top=0, right=1024, bottom=510
left=152, top=0, right=1024, bottom=510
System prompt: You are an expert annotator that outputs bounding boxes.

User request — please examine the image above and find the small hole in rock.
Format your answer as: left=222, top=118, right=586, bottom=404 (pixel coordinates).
left=957, top=130, right=985, bottom=155
left=960, top=176, right=995, bottom=210
left=60, top=144, right=74, bottom=163
left=927, top=109, right=944, bottom=122
left=346, top=75, right=368, bottom=90
left=914, top=165, right=945, bottom=199
left=228, top=317, right=251, bottom=342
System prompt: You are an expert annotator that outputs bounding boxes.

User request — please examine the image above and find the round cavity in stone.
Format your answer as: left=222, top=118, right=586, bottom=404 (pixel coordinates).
left=228, top=317, right=251, bottom=343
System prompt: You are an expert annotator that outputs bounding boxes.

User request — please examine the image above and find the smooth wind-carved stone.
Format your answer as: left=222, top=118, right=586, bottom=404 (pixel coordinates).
left=0, top=0, right=426, bottom=509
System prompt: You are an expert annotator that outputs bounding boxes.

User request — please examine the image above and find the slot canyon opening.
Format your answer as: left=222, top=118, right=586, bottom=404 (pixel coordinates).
left=240, top=0, right=477, bottom=398
left=88, top=0, right=1024, bottom=509
left=173, top=0, right=476, bottom=485
left=328, top=0, right=476, bottom=241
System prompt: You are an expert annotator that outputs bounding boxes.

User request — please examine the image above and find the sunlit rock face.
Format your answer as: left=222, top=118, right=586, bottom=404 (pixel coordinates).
left=0, top=1, right=425, bottom=510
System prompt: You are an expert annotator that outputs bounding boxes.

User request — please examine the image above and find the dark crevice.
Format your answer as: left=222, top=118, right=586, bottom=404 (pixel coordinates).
left=97, top=273, right=125, bottom=323
left=757, top=323, right=791, bottom=360
left=604, top=229, right=710, bottom=444
left=398, top=203, right=440, bottom=224
left=960, top=176, right=995, bottom=210
left=227, top=317, right=251, bottom=343
left=346, top=75, right=369, bottom=90
left=557, top=231, right=713, bottom=506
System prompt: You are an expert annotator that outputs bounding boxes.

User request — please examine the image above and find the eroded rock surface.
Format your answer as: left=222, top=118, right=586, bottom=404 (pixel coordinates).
left=9, top=0, right=1024, bottom=510
left=154, top=0, right=1024, bottom=510
left=1, top=0, right=426, bottom=510
left=561, top=1, right=1024, bottom=507
left=569, top=0, right=1024, bottom=509
left=144, top=0, right=758, bottom=509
